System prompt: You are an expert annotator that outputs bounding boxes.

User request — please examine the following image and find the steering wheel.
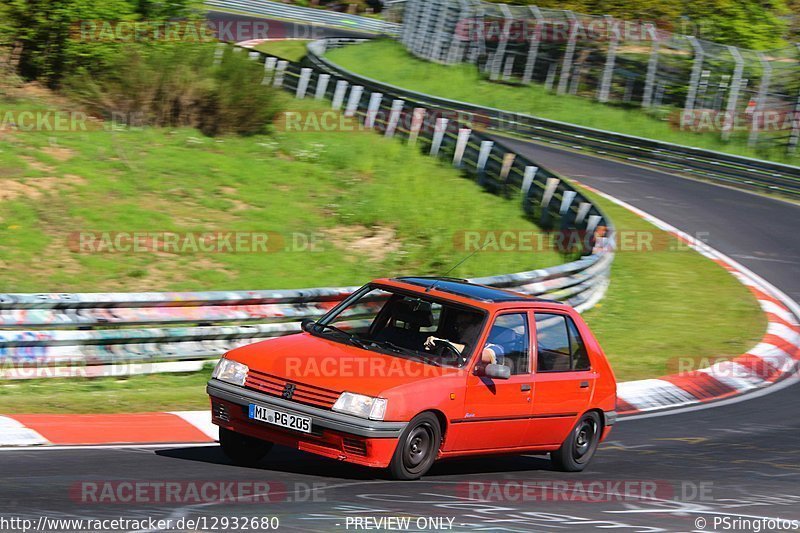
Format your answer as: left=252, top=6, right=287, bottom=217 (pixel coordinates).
left=432, top=340, right=463, bottom=364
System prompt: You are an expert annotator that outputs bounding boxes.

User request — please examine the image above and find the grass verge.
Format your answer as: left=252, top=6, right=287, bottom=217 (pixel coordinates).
left=0, top=368, right=214, bottom=414
left=326, top=39, right=798, bottom=165
left=253, top=40, right=311, bottom=63
left=577, top=185, right=765, bottom=380
left=0, top=93, right=568, bottom=293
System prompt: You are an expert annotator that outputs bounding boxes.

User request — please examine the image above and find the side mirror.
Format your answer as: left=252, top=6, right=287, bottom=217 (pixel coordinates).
left=484, top=363, right=511, bottom=380
left=300, top=318, right=316, bottom=333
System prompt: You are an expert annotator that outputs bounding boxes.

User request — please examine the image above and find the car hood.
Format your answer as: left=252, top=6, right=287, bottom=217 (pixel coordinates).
left=225, top=332, right=460, bottom=397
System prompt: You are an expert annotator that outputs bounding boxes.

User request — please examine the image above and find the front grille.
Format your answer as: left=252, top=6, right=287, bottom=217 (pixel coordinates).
left=212, top=401, right=230, bottom=422
left=342, top=437, right=367, bottom=456
left=245, top=369, right=341, bottom=410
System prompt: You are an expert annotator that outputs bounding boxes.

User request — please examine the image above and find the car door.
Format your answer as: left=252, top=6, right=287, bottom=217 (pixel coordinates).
left=452, top=311, right=534, bottom=451
left=528, top=311, right=596, bottom=446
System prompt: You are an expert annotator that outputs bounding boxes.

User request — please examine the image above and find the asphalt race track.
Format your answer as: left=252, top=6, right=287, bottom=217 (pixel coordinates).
left=3, top=16, right=800, bottom=533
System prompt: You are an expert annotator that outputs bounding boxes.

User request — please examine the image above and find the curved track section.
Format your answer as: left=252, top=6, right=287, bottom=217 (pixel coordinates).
left=2, top=14, right=799, bottom=533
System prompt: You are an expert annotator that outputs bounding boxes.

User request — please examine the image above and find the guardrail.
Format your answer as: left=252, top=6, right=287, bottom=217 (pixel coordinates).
left=0, top=41, right=615, bottom=376
left=205, top=0, right=400, bottom=36
left=310, top=40, right=800, bottom=200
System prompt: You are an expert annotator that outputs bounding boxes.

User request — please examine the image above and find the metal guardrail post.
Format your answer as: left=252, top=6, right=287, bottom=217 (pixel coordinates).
left=684, top=36, right=704, bottom=113
left=262, top=56, right=277, bottom=85
left=587, top=215, right=602, bottom=236
left=453, top=128, right=472, bottom=167
left=559, top=190, right=577, bottom=224
left=597, top=15, right=619, bottom=103
left=429, top=0, right=450, bottom=62
left=344, top=85, right=364, bottom=117
left=722, top=46, right=744, bottom=141
left=473, top=3, right=487, bottom=65
left=489, top=5, right=513, bottom=81
left=557, top=11, right=578, bottom=95
left=641, top=41, right=660, bottom=108
left=296, top=68, right=313, bottom=99
left=408, top=107, right=426, bottom=144
left=477, top=140, right=493, bottom=170
left=789, top=90, right=800, bottom=155
left=315, top=74, right=330, bottom=100
left=575, top=202, right=592, bottom=225
left=521, top=166, right=537, bottom=197
left=385, top=99, right=405, bottom=138
left=273, top=60, right=288, bottom=87
left=541, top=177, right=559, bottom=207
left=749, top=53, right=771, bottom=147
left=430, top=118, right=449, bottom=156
left=331, top=80, right=348, bottom=110
left=522, top=6, right=543, bottom=85
left=365, top=92, right=383, bottom=128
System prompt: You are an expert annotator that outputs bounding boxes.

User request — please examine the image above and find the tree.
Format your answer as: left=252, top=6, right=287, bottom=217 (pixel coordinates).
left=0, top=0, right=196, bottom=87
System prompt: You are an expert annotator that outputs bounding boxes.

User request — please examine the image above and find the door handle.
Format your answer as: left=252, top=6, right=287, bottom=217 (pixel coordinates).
left=520, top=384, right=531, bottom=392
left=579, top=381, right=590, bottom=388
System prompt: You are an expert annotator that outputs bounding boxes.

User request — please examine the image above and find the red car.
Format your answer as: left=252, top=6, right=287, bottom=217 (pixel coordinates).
left=208, top=277, right=617, bottom=479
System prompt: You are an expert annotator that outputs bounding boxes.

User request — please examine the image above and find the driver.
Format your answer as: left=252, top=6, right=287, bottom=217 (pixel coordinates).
left=423, top=310, right=482, bottom=356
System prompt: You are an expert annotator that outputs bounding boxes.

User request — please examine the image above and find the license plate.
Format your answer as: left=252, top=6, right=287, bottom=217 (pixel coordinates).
left=248, top=404, right=312, bottom=433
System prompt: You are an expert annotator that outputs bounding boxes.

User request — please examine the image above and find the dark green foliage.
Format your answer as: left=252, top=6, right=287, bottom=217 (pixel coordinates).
left=483, top=0, right=792, bottom=49
left=0, top=0, right=197, bottom=86
left=65, top=45, right=282, bottom=136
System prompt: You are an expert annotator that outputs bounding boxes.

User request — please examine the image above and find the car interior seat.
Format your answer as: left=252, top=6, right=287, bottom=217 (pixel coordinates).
left=374, top=298, right=434, bottom=349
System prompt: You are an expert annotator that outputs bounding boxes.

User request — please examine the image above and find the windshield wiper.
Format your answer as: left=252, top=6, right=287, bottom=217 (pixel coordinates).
left=356, top=338, right=441, bottom=366
left=367, top=339, right=408, bottom=354
left=314, top=323, right=371, bottom=350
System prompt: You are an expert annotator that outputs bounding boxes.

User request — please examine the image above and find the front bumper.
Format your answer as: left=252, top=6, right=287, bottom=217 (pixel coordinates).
left=207, top=379, right=406, bottom=468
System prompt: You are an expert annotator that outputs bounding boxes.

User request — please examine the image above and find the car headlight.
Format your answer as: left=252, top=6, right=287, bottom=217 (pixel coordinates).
left=332, top=392, right=387, bottom=421
left=212, top=358, right=248, bottom=387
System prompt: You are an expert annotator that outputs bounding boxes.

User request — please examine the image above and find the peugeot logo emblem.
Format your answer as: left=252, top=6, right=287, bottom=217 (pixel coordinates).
left=282, top=382, right=296, bottom=400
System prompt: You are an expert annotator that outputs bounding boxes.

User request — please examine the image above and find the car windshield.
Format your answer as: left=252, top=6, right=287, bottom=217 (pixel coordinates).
left=310, top=285, right=486, bottom=368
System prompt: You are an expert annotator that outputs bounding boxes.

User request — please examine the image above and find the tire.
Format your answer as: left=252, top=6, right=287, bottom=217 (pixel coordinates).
left=388, top=412, right=441, bottom=480
left=551, top=411, right=602, bottom=472
left=219, top=427, right=273, bottom=467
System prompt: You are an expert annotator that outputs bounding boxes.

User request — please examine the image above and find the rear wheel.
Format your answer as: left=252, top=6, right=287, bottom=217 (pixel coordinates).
left=551, top=412, right=601, bottom=472
left=219, top=427, right=273, bottom=466
left=388, top=413, right=441, bottom=480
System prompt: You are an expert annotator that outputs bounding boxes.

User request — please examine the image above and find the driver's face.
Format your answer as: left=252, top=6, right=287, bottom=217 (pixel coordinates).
left=454, top=314, right=472, bottom=333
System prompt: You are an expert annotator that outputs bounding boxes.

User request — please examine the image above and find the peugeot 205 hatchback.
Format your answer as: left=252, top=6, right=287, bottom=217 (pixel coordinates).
left=207, top=277, right=617, bottom=479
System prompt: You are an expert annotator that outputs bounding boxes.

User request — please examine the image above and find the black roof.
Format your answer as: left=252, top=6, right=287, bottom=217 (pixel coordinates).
left=394, top=277, right=542, bottom=303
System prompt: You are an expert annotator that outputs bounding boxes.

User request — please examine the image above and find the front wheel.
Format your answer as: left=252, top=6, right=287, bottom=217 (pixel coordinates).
left=388, top=413, right=441, bottom=480
left=551, top=411, right=601, bottom=472
left=219, top=427, right=273, bottom=466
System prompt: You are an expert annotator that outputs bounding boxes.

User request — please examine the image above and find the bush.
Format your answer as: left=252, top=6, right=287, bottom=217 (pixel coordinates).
left=65, top=44, right=283, bottom=136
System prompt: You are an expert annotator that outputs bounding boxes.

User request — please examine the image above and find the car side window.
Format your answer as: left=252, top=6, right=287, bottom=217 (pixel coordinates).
left=567, top=317, right=591, bottom=370
left=535, top=314, right=591, bottom=372
left=485, top=313, right=530, bottom=375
